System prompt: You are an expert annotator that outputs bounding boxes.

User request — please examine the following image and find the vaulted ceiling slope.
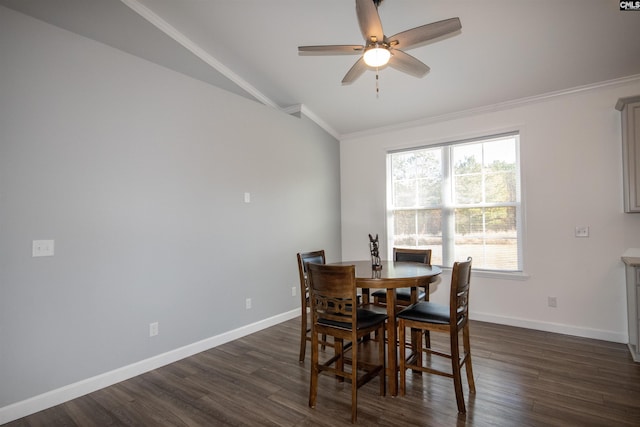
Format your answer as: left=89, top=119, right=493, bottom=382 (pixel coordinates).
left=3, top=0, right=640, bottom=138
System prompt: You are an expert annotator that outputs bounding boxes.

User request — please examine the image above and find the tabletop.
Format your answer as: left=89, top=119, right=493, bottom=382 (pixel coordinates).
left=330, top=260, right=442, bottom=287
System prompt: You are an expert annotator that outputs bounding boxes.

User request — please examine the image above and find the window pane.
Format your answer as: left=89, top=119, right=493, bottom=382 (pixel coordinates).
left=392, top=209, right=443, bottom=264
left=417, top=209, right=442, bottom=265
left=392, top=152, right=416, bottom=180
left=393, top=210, right=416, bottom=246
left=417, top=147, right=442, bottom=206
left=418, top=177, right=442, bottom=205
left=391, top=149, right=442, bottom=207
left=453, top=145, right=482, bottom=204
left=455, top=174, right=482, bottom=204
left=453, top=144, right=482, bottom=174
left=484, top=137, right=517, bottom=203
left=454, top=207, right=484, bottom=235
left=393, top=180, right=416, bottom=207
left=483, top=137, right=516, bottom=166
left=485, top=169, right=516, bottom=203
left=454, top=207, right=518, bottom=271
left=417, top=208, right=442, bottom=237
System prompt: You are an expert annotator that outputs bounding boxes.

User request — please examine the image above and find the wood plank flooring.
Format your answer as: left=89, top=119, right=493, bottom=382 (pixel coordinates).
left=6, top=319, right=640, bottom=426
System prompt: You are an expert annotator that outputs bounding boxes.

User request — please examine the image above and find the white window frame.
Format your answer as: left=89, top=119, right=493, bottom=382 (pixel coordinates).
left=386, top=131, right=527, bottom=279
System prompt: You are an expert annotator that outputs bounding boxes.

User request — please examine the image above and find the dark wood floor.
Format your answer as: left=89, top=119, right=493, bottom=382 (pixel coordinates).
left=6, top=318, right=640, bottom=426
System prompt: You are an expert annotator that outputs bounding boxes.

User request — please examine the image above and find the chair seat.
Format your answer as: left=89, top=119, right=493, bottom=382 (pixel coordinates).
left=318, top=308, right=388, bottom=330
left=371, top=287, right=426, bottom=301
left=397, top=301, right=449, bottom=324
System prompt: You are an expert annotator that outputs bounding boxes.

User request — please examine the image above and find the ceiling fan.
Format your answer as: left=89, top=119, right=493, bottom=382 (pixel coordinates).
left=298, top=0, right=461, bottom=85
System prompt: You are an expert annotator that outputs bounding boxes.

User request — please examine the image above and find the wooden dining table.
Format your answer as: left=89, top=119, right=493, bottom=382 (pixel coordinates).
left=329, top=260, right=442, bottom=396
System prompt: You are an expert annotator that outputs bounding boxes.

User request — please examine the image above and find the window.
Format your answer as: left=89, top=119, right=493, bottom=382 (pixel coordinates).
left=387, top=132, right=522, bottom=272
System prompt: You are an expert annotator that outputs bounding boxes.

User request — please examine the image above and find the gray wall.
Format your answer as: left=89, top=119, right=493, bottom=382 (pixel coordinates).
left=0, top=6, right=341, bottom=407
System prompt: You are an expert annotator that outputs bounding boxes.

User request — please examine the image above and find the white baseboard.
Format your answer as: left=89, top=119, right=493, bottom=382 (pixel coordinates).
left=0, top=309, right=299, bottom=425
left=471, top=311, right=628, bottom=343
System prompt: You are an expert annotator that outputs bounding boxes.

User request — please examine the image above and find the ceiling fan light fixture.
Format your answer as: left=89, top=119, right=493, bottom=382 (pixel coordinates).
left=363, top=45, right=390, bottom=67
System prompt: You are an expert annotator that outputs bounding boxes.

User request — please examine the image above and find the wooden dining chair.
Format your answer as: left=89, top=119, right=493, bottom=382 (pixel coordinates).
left=307, top=263, right=387, bottom=423
left=372, top=248, right=432, bottom=306
left=297, top=250, right=328, bottom=362
left=397, top=257, right=475, bottom=413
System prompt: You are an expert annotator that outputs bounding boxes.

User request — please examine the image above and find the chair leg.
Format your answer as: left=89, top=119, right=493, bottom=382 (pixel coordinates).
left=424, top=330, right=431, bottom=349
left=309, top=330, right=318, bottom=408
left=423, top=288, right=431, bottom=349
left=336, top=339, right=344, bottom=382
left=412, top=328, right=423, bottom=371
left=351, top=338, right=358, bottom=423
left=463, top=323, right=476, bottom=393
left=379, top=325, right=386, bottom=397
left=398, top=320, right=406, bottom=396
left=299, top=309, right=307, bottom=362
left=450, top=329, right=466, bottom=413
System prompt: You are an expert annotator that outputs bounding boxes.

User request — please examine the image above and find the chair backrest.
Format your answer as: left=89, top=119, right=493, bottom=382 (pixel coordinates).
left=450, top=257, right=472, bottom=328
left=393, top=247, right=432, bottom=264
left=297, top=250, right=326, bottom=290
left=307, top=263, right=357, bottom=326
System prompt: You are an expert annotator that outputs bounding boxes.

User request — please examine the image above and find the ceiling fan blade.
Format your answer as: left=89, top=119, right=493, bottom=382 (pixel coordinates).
left=298, top=45, right=364, bottom=55
left=356, top=0, right=383, bottom=43
left=388, top=17, right=461, bottom=50
left=388, top=50, right=430, bottom=78
left=342, top=57, right=367, bottom=85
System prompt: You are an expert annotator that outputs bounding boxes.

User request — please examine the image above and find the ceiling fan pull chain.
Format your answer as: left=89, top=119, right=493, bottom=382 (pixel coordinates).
left=376, top=67, right=380, bottom=98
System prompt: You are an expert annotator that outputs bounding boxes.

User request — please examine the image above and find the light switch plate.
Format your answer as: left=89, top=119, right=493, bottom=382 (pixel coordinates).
left=149, top=322, right=159, bottom=337
left=32, top=240, right=54, bottom=257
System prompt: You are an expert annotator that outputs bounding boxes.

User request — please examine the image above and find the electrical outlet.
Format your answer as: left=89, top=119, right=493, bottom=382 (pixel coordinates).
left=149, top=322, right=159, bottom=337
left=547, top=296, right=557, bottom=308
left=245, top=298, right=252, bottom=309
left=575, top=226, right=589, bottom=237
left=292, top=286, right=297, bottom=297
left=32, top=240, right=54, bottom=257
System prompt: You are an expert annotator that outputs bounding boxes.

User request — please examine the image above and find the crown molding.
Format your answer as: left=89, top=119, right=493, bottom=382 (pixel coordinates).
left=340, top=74, right=640, bottom=141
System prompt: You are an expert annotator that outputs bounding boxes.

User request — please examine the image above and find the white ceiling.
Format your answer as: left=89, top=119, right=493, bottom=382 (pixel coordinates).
left=3, top=0, right=640, bottom=138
